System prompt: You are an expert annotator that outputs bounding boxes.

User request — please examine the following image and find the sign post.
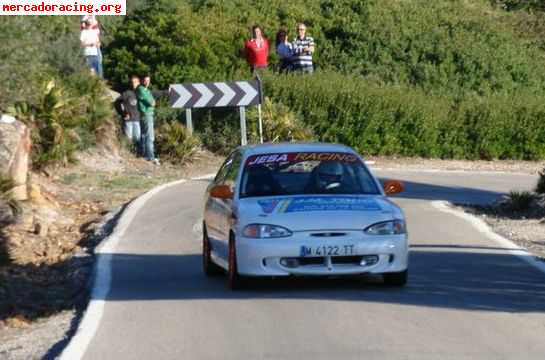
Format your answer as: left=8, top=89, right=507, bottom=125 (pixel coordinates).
left=239, top=107, right=247, bottom=146
left=185, top=109, right=193, bottom=135
left=257, top=104, right=263, bottom=144
left=255, top=74, right=264, bottom=144
left=169, top=80, right=262, bottom=145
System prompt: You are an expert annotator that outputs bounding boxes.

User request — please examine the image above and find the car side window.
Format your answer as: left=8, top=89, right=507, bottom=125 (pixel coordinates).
left=214, top=152, right=236, bottom=184
left=224, top=151, right=243, bottom=186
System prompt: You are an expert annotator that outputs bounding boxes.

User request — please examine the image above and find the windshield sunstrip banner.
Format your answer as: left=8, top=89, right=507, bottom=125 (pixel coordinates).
left=246, top=152, right=359, bottom=166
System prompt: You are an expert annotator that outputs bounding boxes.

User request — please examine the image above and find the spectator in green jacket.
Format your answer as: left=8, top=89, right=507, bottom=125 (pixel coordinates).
left=136, top=75, right=159, bottom=165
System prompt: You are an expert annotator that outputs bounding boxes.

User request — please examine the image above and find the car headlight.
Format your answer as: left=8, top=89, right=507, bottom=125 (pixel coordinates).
left=243, top=224, right=292, bottom=238
left=364, top=220, right=406, bottom=235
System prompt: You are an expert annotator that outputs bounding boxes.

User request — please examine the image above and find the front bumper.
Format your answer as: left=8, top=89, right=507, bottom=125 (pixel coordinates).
left=236, top=230, right=408, bottom=276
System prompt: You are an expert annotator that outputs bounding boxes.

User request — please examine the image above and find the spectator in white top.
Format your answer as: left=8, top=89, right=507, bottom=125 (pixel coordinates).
left=276, top=29, right=293, bottom=73
left=292, top=22, right=315, bottom=73
left=80, top=15, right=103, bottom=78
left=80, top=18, right=101, bottom=77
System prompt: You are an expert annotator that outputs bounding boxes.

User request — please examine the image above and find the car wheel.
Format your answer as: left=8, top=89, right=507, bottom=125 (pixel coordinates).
left=383, top=270, right=408, bottom=287
left=203, top=223, right=222, bottom=276
left=228, top=235, right=244, bottom=290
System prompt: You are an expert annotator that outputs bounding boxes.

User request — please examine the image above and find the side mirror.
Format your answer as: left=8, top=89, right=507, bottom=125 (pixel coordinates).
left=210, top=184, right=234, bottom=199
left=383, top=180, right=404, bottom=195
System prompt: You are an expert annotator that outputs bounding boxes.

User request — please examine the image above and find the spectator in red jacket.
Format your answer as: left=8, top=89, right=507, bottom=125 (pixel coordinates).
left=245, top=25, right=269, bottom=74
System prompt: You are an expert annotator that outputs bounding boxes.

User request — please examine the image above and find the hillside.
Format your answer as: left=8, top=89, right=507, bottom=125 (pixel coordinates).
left=1, top=0, right=545, bottom=164
left=102, top=0, right=545, bottom=160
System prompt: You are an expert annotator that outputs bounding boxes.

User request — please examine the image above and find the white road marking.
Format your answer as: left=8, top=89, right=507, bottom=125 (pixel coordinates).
left=59, top=173, right=216, bottom=360
left=432, top=200, right=545, bottom=275
left=61, top=173, right=543, bottom=359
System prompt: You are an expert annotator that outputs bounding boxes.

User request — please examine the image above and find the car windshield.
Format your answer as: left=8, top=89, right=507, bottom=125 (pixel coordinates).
left=240, top=152, right=380, bottom=198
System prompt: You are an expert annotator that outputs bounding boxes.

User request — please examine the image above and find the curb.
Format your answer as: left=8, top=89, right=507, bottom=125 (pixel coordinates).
left=431, top=201, right=545, bottom=276
left=59, top=174, right=216, bottom=360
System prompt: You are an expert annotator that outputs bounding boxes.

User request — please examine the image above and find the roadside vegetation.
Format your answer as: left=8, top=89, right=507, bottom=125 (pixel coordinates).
left=1, top=17, right=116, bottom=169
left=460, top=168, right=545, bottom=262
left=101, top=0, right=545, bottom=158
left=4, top=1, right=545, bottom=163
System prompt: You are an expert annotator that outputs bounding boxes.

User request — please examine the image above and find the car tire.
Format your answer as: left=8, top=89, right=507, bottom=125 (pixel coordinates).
left=203, top=223, right=222, bottom=277
left=383, top=270, right=408, bottom=287
left=228, top=235, right=245, bottom=290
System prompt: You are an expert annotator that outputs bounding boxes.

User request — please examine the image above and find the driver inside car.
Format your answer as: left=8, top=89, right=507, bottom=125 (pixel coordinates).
left=306, top=161, right=347, bottom=194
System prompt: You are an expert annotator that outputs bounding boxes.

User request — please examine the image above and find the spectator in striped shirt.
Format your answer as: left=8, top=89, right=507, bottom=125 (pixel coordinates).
left=292, top=23, right=315, bottom=73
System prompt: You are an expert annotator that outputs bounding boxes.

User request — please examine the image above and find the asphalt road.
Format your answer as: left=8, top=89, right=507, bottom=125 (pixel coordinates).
left=79, top=170, right=545, bottom=360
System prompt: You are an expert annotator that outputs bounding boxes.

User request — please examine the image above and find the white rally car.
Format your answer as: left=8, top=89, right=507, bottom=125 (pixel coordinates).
left=202, top=143, right=408, bottom=289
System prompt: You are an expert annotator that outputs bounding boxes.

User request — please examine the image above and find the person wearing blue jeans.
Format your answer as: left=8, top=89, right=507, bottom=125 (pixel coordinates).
left=141, top=112, right=155, bottom=161
left=115, top=75, right=142, bottom=154
left=136, top=75, right=159, bottom=165
left=96, top=47, right=104, bottom=79
left=80, top=18, right=101, bottom=76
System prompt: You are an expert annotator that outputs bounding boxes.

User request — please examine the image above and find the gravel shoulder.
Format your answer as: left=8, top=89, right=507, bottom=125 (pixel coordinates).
left=374, top=156, right=545, bottom=261
left=458, top=202, right=545, bottom=262
left=0, top=310, right=75, bottom=360
left=370, top=156, right=544, bottom=174
left=0, top=148, right=223, bottom=360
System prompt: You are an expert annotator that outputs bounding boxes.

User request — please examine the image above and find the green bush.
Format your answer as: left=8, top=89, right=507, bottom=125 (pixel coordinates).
left=1, top=16, right=117, bottom=168
left=100, top=0, right=545, bottom=159
left=536, top=169, right=545, bottom=194
left=263, top=72, right=545, bottom=160
left=105, top=0, right=545, bottom=97
left=492, top=0, right=545, bottom=11
left=0, top=16, right=83, bottom=112
left=505, top=190, right=536, bottom=212
left=247, top=97, right=314, bottom=143
left=197, top=110, right=243, bottom=155
left=8, top=78, right=114, bottom=168
left=156, top=121, right=200, bottom=164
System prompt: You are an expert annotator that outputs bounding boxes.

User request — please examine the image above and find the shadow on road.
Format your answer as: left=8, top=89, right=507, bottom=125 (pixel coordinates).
left=95, top=247, right=545, bottom=313
left=379, top=178, right=505, bottom=204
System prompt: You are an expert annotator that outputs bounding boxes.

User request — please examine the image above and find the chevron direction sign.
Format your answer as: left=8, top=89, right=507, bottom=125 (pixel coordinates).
left=169, top=80, right=261, bottom=109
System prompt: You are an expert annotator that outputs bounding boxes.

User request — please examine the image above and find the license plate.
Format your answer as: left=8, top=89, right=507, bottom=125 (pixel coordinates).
left=300, top=245, right=355, bottom=257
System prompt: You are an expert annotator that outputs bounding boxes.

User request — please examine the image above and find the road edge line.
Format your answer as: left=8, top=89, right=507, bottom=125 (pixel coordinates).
left=59, top=173, right=216, bottom=360
left=431, top=200, right=545, bottom=276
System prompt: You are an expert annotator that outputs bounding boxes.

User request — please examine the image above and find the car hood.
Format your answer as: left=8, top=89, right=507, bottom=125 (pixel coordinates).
left=237, top=195, right=402, bottom=231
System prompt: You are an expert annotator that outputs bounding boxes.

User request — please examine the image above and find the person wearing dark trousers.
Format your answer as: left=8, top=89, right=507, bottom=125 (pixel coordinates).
left=136, top=75, right=159, bottom=165
left=292, top=22, right=315, bottom=73
left=276, top=29, right=294, bottom=73
left=115, top=75, right=142, bottom=155
left=245, top=25, right=269, bottom=75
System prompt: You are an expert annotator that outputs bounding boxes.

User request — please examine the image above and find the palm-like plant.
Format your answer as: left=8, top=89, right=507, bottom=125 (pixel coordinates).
left=250, top=97, right=314, bottom=143
left=156, top=121, right=200, bottom=164
left=9, top=80, right=84, bottom=168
